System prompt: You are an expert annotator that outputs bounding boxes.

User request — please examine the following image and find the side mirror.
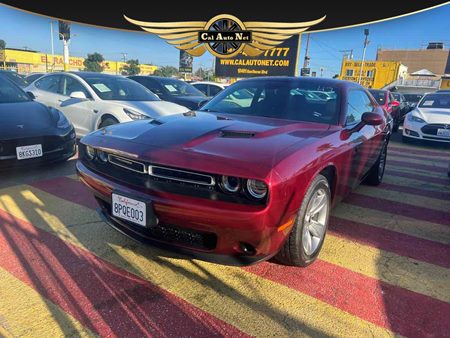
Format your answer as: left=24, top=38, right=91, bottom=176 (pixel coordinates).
left=198, top=99, right=210, bottom=108
left=390, top=100, right=400, bottom=107
left=70, top=91, right=87, bottom=100
left=27, top=91, right=36, bottom=100
left=362, top=112, right=383, bottom=126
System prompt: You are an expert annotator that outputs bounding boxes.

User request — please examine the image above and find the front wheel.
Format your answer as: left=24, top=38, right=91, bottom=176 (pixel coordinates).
left=364, top=142, right=387, bottom=186
left=275, top=174, right=331, bottom=267
left=99, top=117, right=119, bottom=129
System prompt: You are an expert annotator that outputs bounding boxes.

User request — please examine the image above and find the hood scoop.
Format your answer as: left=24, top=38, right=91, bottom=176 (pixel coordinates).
left=220, top=130, right=256, bottom=138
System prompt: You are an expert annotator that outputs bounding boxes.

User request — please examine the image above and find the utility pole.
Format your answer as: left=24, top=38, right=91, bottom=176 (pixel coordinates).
left=50, top=21, right=55, bottom=72
left=339, top=49, right=353, bottom=60
left=58, top=21, right=71, bottom=72
left=121, top=52, right=128, bottom=63
left=303, top=33, right=311, bottom=69
left=358, top=29, right=370, bottom=84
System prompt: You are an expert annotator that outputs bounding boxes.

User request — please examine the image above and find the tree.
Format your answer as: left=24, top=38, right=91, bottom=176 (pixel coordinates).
left=195, top=67, right=214, bottom=81
left=83, top=52, right=105, bottom=72
left=121, top=59, right=140, bottom=75
left=153, top=66, right=179, bottom=77
left=0, top=39, right=5, bottom=50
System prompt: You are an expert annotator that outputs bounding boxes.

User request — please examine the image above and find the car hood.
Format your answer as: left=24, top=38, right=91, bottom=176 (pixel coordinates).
left=109, top=100, right=189, bottom=117
left=0, top=101, right=55, bottom=140
left=413, top=108, right=450, bottom=124
left=83, top=112, right=331, bottom=178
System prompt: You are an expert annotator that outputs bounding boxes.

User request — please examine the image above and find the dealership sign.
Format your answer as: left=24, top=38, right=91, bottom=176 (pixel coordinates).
left=215, top=35, right=300, bottom=77
left=125, top=14, right=324, bottom=59
left=179, top=50, right=193, bottom=73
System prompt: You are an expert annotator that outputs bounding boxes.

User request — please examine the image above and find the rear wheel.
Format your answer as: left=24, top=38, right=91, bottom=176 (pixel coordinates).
left=99, top=117, right=119, bottom=129
left=364, top=142, right=387, bottom=186
left=275, top=174, right=331, bottom=267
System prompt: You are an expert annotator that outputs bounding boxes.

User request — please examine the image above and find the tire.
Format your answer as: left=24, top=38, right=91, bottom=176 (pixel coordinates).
left=275, top=174, right=331, bottom=267
left=99, top=117, right=119, bottom=129
left=364, top=142, right=387, bottom=186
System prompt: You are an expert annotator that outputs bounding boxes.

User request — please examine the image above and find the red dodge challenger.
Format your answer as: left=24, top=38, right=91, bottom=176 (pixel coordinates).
left=77, top=77, right=390, bottom=266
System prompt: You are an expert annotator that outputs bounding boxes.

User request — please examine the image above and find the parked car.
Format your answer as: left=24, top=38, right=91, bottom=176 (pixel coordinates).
left=0, top=75, right=76, bottom=169
left=392, top=92, right=410, bottom=120
left=77, top=77, right=390, bottom=267
left=25, top=73, right=45, bottom=83
left=369, top=89, right=400, bottom=131
left=129, top=76, right=208, bottom=110
left=25, top=72, right=188, bottom=137
left=403, top=93, right=423, bottom=111
left=0, top=70, right=29, bottom=88
left=191, top=81, right=228, bottom=97
left=402, top=92, right=450, bottom=143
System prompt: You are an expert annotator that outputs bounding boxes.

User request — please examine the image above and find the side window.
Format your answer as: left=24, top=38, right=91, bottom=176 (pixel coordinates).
left=346, top=90, right=373, bottom=125
left=143, top=79, right=165, bottom=97
left=194, top=84, right=208, bottom=95
left=35, top=75, right=61, bottom=94
left=61, top=76, right=90, bottom=97
left=209, top=85, right=222, bottom=96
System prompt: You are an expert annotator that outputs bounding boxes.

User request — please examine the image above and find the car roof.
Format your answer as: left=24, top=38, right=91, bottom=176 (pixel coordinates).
left=238, top=76, right=362, bottom=89
left=192, top=81, right=227, bottom=86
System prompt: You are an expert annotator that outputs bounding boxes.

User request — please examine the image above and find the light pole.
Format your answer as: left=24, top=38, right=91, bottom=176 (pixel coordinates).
left=358, top=29, right=370, bottom=84
left=50, top=21, right=56, bottom=71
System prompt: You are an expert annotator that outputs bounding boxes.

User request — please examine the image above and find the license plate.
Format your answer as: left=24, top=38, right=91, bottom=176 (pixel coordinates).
left=437, top=129, right=450, bottom=137
left=112, top=193, right=147, bottom=227
left=16, top=144, right=43, bottom=160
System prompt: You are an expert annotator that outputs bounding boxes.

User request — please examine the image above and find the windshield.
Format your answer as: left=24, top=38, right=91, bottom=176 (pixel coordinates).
left=369, top=90, right=386, bottom=105
left=418, top=94, right=450, bottom=109
left=403, top=94, right=423, bottom=103
left=158, top=78, right=205, bottom=97
left=84, top=75, right=160, bottom=101
left=201, top=79, right=341, bottom=124
left=1, top=71, right=29, bottom=88
left=0, top=76, right=31, bottom=103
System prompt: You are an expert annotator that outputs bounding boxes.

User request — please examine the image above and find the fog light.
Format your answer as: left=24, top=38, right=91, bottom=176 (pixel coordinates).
left=220, top=176, right=241, bottom=193
left=246, top=179, right=268, bottom=199
left=86, top=146, right=95, bottom=160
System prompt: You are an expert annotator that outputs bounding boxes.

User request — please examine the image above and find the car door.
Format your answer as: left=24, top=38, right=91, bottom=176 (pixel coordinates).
left=345, top=90, right=381, bottom=187
left=32, top=74, right=63, bottom=107
left=57, top=75, right=96, bottom=137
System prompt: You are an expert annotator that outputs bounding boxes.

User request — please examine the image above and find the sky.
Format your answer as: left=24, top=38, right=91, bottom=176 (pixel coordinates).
left=0, top=3, right=449, bottom=77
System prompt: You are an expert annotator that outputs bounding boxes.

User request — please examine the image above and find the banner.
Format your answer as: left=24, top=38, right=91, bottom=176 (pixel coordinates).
left=214, top=35, right=300, bottom=78
left=179, top=50, right=193, bottom=73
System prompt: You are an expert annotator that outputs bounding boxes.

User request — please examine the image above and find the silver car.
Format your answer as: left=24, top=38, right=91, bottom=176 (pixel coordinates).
left=25, top=72, right=188, bottom=137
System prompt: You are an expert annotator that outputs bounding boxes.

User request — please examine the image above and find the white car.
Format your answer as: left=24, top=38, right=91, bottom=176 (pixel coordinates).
left=25, top=72, right=188, bottom=137
left=191, top=81, right=229, bottom=97
left=403, top=92, right=450, bottom=143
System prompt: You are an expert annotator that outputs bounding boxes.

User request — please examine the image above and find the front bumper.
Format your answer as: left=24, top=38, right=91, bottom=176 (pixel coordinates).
left=0, top=134, right=77, bottom=170
left=402, top=120, right=450, bottom=143
left=76, top=161, right=292, bottom=265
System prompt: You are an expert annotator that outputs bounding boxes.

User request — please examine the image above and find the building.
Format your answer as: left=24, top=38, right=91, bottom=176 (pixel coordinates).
left=339, top=60, right=407, bottom=89
left=440, top=75, right=450, bottom=90
left=0, top=48, right=157, bottom=75
left=376, top=42, right=450, bottom=76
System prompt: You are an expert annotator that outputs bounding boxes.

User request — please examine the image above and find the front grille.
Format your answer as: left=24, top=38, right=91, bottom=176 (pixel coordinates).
left=97, top=198, right=217, bottom=250
left=421, top=124, right=450, bottom=136
left=149, top=165, right=215, bottom=186
left=108, top=154, right=215, bottom=186
left=108, top=154, right=146, bottom=173
left=0, top=136, right=64, bottom=156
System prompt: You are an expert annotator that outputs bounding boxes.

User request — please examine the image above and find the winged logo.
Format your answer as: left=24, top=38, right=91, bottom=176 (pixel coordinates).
left=124, top=14, right=326, bottom=58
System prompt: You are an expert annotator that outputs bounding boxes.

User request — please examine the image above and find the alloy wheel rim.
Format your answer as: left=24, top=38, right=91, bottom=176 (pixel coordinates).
left=302, top=188, right=329, bottom=256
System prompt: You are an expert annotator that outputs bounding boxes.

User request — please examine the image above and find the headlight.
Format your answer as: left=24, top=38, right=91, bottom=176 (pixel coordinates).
left=123, top=108, right=149, bottom=120
left=246, top=179, right=268, bottom=199
left=49, top=107, right=71, bottom=129
left=219, top=176, right=241, bottom=193
left=96, top=150, right=108, bottom=163
left=85, top=146, right=96, bottom=160
left=407, top=114, right=426, bottom=124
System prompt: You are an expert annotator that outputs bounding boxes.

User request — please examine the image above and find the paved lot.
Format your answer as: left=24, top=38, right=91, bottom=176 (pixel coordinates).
left=0, top=132, right=449, bottom=337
